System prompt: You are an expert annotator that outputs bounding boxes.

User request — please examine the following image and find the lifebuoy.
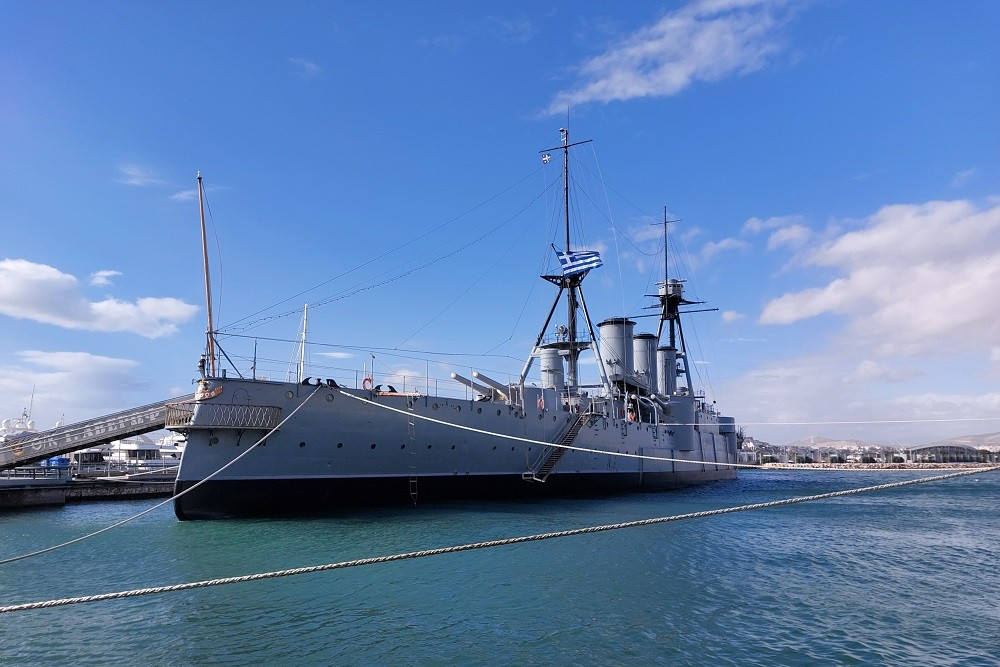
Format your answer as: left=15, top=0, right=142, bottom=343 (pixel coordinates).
left=362, top=376, right=373, bottom=390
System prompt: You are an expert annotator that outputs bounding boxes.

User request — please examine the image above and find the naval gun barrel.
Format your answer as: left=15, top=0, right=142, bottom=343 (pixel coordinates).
left=470, top=371, right=510, bottom=401
left=450, top=372, right=496, bottom=399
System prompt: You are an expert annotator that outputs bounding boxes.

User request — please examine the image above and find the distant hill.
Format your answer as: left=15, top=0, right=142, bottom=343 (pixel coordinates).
left=925, top=432, right=1000, bottom=450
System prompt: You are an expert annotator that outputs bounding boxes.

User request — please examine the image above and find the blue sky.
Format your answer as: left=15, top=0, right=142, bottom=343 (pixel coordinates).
left=2, top=0, right=998, bottom=446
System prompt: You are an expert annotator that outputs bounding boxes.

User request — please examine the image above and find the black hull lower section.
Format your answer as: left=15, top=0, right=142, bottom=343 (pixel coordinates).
left=173, top=470, right=737, bottom=520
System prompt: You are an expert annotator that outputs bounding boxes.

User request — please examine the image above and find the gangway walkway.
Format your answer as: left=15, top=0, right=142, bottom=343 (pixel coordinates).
left=0, top=395, right=194, bottom=469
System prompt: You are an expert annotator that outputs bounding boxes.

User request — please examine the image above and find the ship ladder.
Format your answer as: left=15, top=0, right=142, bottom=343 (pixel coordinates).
left=407, top=411, right=418, bottom=504
left=522, top=412, right=589, bottom=483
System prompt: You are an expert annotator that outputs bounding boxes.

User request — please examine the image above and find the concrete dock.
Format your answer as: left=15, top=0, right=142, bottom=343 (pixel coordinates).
left=0, top=476, right=174, bottom=510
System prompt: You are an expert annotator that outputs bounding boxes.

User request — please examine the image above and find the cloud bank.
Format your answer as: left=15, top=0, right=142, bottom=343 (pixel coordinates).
left=759, top=199, right=1000, bottom=357
left=0, top=259, right=198, bottom=338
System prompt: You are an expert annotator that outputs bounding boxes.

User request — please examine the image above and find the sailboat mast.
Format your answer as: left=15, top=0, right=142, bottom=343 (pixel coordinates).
left=197, top=172, right=217, bottom=376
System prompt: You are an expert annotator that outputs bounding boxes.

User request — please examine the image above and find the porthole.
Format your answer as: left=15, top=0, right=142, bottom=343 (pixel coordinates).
left=451, top=445, right=456, bottom=450
left=477, top=407, right=482, bottom=414
left=299, top=441, right=306, bottom=448
left=337, top=442, right=343, bottom=449
left=433, top=403, right=439, bottom=410
left=497, top=410, right=502, bottom=416
left=427, top=444, right=432, bottom=449
left=538, top=413, right=543, bottom=420
left=209, top=437, right=219, bottom=445
left=370, top=443, right=376, bottom=449
left=492, top=445, right=497, bottom=450
left=285, top=391, right=294, bottom=399
left=400, top=444, right=406, bottom=449
left=326, top=394, right=335, bottom=402
left=511, top=446, right=515, bottom=451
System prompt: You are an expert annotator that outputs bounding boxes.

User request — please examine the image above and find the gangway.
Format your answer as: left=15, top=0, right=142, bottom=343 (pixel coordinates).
left=0, top=395, right=194, bottom=469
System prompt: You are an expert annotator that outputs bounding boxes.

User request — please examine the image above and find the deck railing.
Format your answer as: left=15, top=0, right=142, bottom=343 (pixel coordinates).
left=165, top=402, right=283, bottom=430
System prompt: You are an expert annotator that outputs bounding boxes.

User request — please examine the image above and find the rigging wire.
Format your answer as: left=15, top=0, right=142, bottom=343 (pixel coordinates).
left=219, top=166, right=546, bottom=334
left=222, top=172, right=559, bottom=336
left=394, top=199, right=545, bottom=349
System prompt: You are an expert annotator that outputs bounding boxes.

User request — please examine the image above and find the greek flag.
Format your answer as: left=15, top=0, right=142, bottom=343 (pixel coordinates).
left=555, top=247, right=603, bottom=276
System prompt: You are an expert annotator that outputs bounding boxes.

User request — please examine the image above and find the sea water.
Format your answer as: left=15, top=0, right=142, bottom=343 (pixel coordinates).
left=1, top=469, right=997, bottom=666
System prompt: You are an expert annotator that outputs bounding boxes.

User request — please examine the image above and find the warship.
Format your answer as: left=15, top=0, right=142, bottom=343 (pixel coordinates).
left=167, top=131, right=739, bottom=519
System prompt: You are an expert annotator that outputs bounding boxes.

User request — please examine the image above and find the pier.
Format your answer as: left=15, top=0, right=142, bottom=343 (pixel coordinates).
left=0, top=395, right=193, bottom=469
left=0, top=475, right=175, bottom=510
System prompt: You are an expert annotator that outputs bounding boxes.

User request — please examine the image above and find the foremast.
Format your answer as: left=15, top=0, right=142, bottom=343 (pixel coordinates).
left=519, top=129, right=612, bottom=399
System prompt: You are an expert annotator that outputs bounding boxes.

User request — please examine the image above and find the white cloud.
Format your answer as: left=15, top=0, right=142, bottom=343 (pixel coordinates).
left=719, top=197, right=1000, bottom=446
left=545, top=0, right=794, bottom=115
left=701, top=236, right=749, bottom=260
left=0, top=351, right=144, bottom=429
left=0, top=259, right=198, bottom=338
left=288, top=57, right=322, bottom=79
left=89, top=269, right=122, bottom=286
left=951, top=167, right=977, bottom=188
left=742, top=214, right=803, bottom=234
left=759, top=199, right=1000, bottom=357
left=317, top=351, right=355, bottom=359
left=118, top=164, right=164, bottom=186
left=766, top=223, right=811, bottom=249
left=170, top=188, right=198, bottom=201
left=852, top=359, right=922, bottom=383
left=721, top=310, right=745, bottom=323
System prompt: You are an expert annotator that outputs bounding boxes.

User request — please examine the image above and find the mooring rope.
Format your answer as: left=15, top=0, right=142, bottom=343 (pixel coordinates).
left=340, top=390, right=754, bottom=468
left=0, top=386, right=323, bottom=567
left=2, top=465, right=995, bottom=615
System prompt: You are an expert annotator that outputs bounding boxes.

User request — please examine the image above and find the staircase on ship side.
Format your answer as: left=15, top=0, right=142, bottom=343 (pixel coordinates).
left=523, top=412, right=589, bottom=483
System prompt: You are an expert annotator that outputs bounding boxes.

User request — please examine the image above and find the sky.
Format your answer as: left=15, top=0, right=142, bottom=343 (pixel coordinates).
left=2, top=0, right=998, bottom=447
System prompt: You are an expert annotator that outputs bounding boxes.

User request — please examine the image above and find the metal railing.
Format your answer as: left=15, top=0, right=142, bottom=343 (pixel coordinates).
left=165, top=402, right=283, bottom=430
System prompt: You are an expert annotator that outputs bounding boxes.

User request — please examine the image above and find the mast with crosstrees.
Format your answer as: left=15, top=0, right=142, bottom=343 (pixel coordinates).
left=519, top=129, right=612, bottom=399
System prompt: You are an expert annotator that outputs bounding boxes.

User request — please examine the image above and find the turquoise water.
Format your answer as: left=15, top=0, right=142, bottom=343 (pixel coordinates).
left=2, top=470, right=998, bottom=666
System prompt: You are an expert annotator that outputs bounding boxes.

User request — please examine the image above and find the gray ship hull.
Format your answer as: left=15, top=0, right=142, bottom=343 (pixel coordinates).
left=169, top=379, right=738, bottom=520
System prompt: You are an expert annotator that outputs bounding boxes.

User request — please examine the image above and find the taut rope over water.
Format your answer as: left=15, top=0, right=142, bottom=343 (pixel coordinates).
left=1, top=465, right=996, bottom=615
left=0, top=386, right=324, bottom=567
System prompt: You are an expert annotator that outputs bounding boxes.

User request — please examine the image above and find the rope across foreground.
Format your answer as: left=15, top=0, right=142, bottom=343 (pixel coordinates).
left=2, top=465, right=996, bottom=615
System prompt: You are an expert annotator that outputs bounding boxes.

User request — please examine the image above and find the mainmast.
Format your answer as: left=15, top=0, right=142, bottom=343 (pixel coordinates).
left=653, top=206, right=711, bottom=395
left=197, top=172, right=217, bottom=376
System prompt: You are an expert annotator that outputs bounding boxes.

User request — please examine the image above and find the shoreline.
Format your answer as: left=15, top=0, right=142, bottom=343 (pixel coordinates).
left=756, top=462, right=998, bottom=471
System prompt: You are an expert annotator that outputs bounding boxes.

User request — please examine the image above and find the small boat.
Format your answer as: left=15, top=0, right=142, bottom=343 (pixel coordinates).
left=0, top=408, right=38, bottom=443
left=167, top=133, right=740, bottom=519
